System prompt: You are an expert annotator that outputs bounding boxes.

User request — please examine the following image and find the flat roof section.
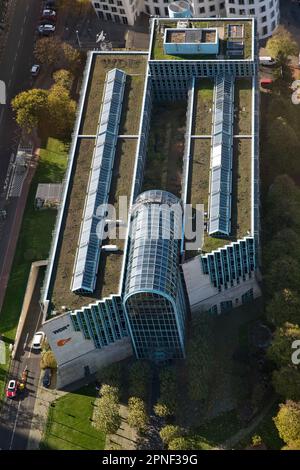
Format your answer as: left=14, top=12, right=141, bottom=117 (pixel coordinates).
left=151, top=18, right=253, bottom=61
left=50, top=138, right=137, bottom=312
left=80, top=54, right=147, bottom=136
left=141, top=101, right=187, bottom=199
left=187, top=78, right=252, bottom=254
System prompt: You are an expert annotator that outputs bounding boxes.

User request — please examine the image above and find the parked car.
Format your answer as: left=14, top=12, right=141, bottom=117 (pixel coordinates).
left=30, top=64, right=40, bottom=77
left=42, top=368, right=52, bottom=388
left=259, top=56, right=277, bottom=67
left=32, top=331, right=45, bottom=350
left=38, top=24, right=55, bottom=35
left=6, top=380, right=18, bottom=398
left=41, top=9, right=57, bottom=21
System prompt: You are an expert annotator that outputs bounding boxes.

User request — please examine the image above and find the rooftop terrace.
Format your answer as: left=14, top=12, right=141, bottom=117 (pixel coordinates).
left=49, top=53, right=147, bottom=313
left=151, top=18, right=253, bottom=61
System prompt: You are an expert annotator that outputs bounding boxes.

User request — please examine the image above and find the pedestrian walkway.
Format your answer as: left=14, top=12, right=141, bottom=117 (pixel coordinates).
left=27, top=372, right=67, bottom=450
left=103, top=404, right=138, bottom=450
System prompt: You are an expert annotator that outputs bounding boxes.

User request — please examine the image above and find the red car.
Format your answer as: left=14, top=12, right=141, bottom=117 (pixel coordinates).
left=6, top=380, right=18, bottom=398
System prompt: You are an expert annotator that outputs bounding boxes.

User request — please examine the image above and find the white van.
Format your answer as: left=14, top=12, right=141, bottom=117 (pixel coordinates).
left=259, top=56, right=276, bottom=66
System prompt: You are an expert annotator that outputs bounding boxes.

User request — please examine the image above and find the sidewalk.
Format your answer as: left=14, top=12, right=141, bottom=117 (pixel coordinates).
left=27, top=372, right=67, bottom=450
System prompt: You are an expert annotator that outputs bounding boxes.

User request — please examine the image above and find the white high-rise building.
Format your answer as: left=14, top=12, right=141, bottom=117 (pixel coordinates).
left=91, top=0, right=280, bottom=38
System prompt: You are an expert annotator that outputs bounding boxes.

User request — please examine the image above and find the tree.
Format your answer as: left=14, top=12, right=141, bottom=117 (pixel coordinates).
left=40, top=351, right=57, bottom=369
left=265, top=175, right=300, bottom=236
left=128, top=361, right=152, bottom=401
left=11, top=88, right=48, bottom=131
left=47, top=84, right=76, bottom=136
left=268, top=323, right=300, bottom=367
left=154, top=401, right=173, bottom=418
left=265, top=259, right=300, bottom=299
left=187, top=313, right=215, bottom=402
left=264, top=229, right=300, bottom=269
left=282, top=439, right=300, bottom=450
left=266, top=26, right=298, bottom=61
left=62, top=42, right=82, bottom=72
left=272, top=367, right=300, bottom=401
left=159, top=425, right=182, bottom=445
left=53, top=69, right=74, bottom=91
left=34, top=37, right=62, bottom=68
left=168, top=437, right=193, bottom=450
left=127, top=397, right=148, bottom=433
left=99, top=363, right=122, bottom=389
left=158, top=367, right=178, bottom=415
left=94, top=394, right=121, bottom=434
left=274, top=401, right=300, bottom=445
left=94, top=384, right=121, bottom=434
left=99, top=384, right=120, bottom=400
left=266, top=290, right=300, bottom=326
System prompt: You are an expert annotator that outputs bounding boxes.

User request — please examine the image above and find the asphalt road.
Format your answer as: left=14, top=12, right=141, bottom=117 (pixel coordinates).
left=0, top=0, right=44, bottom=450
left=0, top=271, right=43, bottom=450
left=0, top=0, right=42, bottom=312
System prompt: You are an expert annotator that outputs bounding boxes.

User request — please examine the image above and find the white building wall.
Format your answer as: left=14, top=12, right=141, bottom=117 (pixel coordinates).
left=91, top=0, right=279, bottom=38
left=182, top=257, right=261, bottom=315
left=42, top=312, right=133, bottom=388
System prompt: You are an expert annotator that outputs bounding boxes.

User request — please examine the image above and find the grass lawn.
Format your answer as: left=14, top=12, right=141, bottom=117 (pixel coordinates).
left=237, top=401, right=284, bottom=450
left=193, top=410, right=242, bottom=447
left=0, top=137, right=67, bottom=400
left=41, top=386, right=106, bottom=450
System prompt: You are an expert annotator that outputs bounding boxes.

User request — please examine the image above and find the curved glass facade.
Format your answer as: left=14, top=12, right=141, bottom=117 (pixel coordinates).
left=124, top=190, right=187, bottom=360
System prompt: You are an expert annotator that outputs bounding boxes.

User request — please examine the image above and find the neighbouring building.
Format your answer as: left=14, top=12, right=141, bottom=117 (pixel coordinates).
left=91, top=0, right=279, bottom=38
left=42, top=17, right=261, bottom=388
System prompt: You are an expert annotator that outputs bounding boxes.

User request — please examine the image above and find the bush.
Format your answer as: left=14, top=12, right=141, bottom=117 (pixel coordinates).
left=40, top=351, right=57, bottom=369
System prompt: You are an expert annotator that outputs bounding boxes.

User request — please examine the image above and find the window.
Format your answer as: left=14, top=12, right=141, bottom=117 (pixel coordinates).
left=112, top=6, right=117, bottom=12
left=209, top=5, right=215, bottom=12
left=145, top=4, right=150, bottom=14
left=262, top=25, right=268, bottom=35
left=262, top=15, right=267, bottom=23
left=117, top=0, right=122, bottom=5
left=123, top=16, right=128, bottom=24
left=249, top=8, right=255, bottom=14
left=97, top=10, right=104, bottom=19
left=106, top=12, right=112, bottom=20
left=94, top=2, right=100, bottom=8
left=199, top=7, right=205, bottom=13
left=164, top=6, right=168, bottom=15
left=114, top=14, right=120, bottom=22
left=103, top=4, right=108, bottom=10
left=155, top=6, right=160, bottom=15
left=120, top=8, right=125, bottom=13
left=239, top=9, right=245, bottom=14
left=229, top=7, right=235, bottom=13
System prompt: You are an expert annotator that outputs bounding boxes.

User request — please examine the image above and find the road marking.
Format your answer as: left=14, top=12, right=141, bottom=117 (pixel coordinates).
left=23, top=333, right=29, bottom=351
left=23, top=14, right=27, bottom=23
left=9, top=400, right=21, bottom=450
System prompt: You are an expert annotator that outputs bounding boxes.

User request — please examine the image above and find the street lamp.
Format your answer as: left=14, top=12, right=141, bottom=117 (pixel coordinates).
left=76, top=30, right=82, bottom=48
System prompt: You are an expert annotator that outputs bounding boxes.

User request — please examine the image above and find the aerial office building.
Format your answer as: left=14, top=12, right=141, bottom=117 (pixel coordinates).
left=91, top=0, right=279, bottom=38
left=42, top=17, right=260, bottom=387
